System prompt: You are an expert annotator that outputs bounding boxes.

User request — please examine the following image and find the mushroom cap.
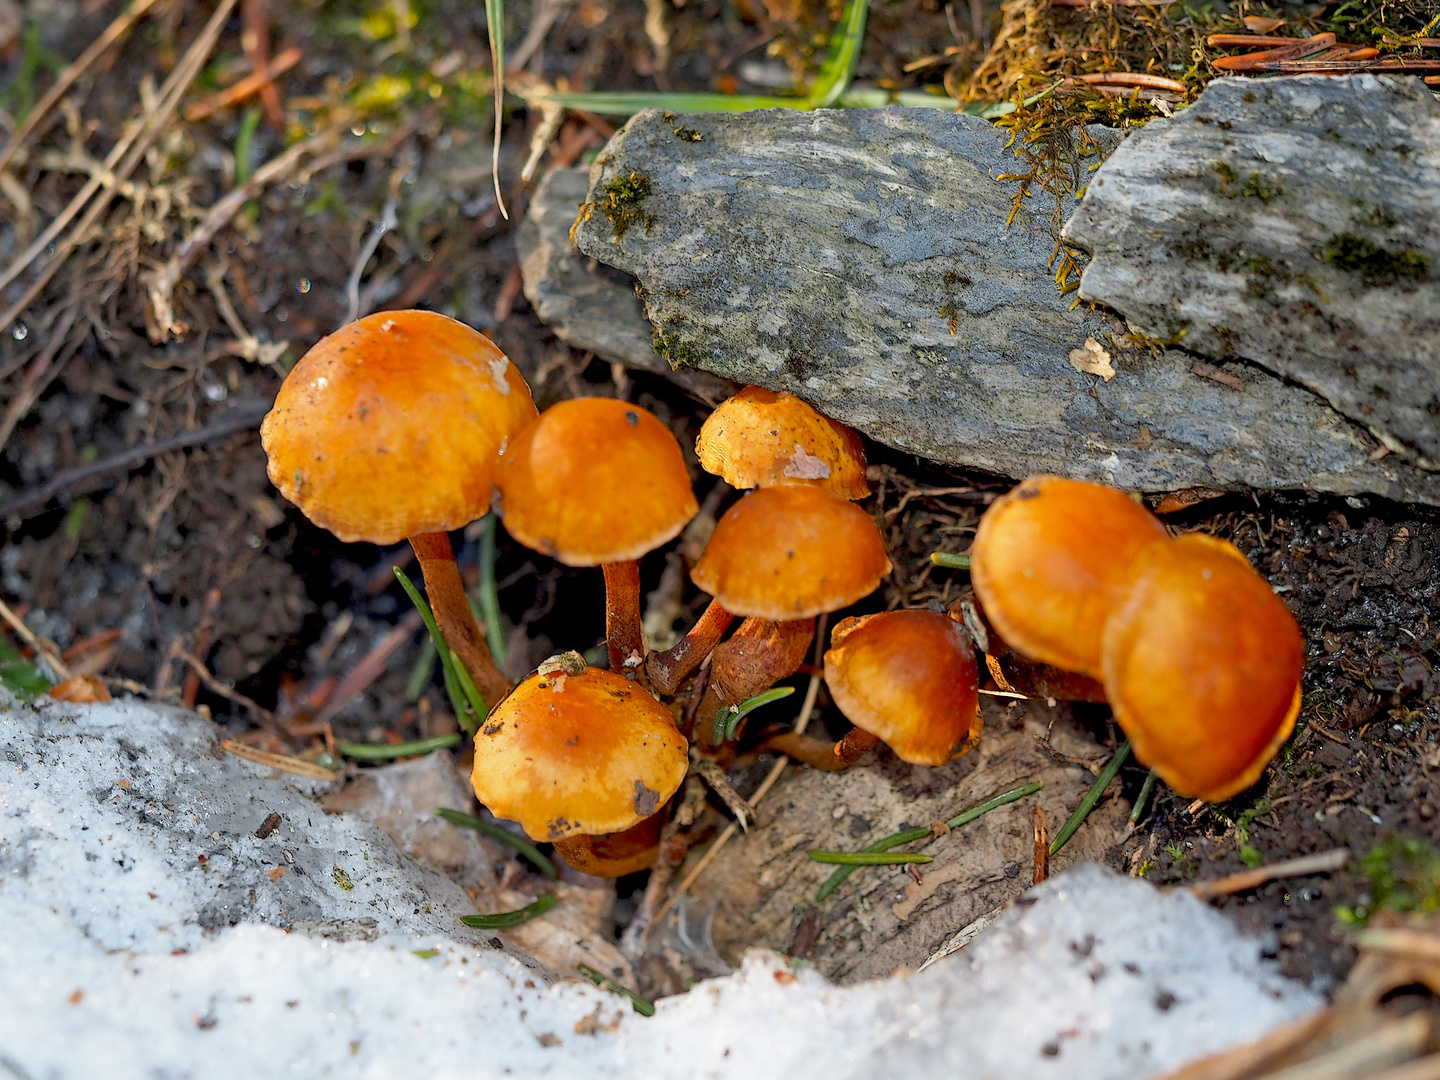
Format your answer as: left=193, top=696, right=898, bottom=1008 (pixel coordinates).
left=696, top=386, right=869, bottom=499
left=1101, top=533, right=1304, bottom=803
left=493, top=398, right=698, bottom=566
left=260, top=310, right=537, bottom=545
left=970, top=475, right=1169, bottom=677
left=690, top=485, right=892, bottom=620
left=469, top=663, right=688, bottom=841
left=824, top=610, right=981, bottom=766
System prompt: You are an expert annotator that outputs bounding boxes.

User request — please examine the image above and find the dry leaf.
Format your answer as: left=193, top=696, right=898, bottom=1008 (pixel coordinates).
left=1242, top=15, right=1285, bottom=32
left=1069, top=338, right=1116, bottom=381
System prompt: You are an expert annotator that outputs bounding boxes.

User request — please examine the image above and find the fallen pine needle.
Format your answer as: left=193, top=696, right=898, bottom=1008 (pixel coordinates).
left=1049, top=739, right=1130, bottom=857
left=337, top=733, right=460, bottom=760
left=435, top=809, right=558, bottom=878
left=809, top=851, right=935, bottom=866
left=460, top=892, right=557, bottom=929
left=221, top=739, right=339, bottom=782
left=579, top=964, right=655, bottom=1016
left=1189, top=848, right=1351, bottom=900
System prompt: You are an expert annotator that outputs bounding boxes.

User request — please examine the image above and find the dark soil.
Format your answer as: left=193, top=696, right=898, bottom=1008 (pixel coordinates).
left=1, top=0, right=1435, bottom=1001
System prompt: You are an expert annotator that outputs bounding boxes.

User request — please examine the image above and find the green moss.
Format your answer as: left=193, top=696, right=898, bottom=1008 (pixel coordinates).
left=662, top=112, right=703, bottom=142
left=1335, top=836, right=1440, bottom=925
left=1214, top=164, right=1283, bottom=204
left=598, top=171, right=655, bottom=240
left=1322, top=233, right=1429, bottom=287
left=652, top=328, right=701, bottom=369
left=332, top=866, right=355, bottom=891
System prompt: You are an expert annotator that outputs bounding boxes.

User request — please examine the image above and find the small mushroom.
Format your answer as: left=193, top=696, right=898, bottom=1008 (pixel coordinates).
left=261, top=310, right=537, bottom=706
left=493, top=398, right=697, bottom=676
left=688, top=484, right=891, bottom=748
left=469, top=653, right=689, bottom=845
left=550, top=813, right=666, bottom=878
left=766, top=610, right=982, bottom=769
left=970, top=474, right=1169, bottom=677
left=650, top=387, right=868, bottom=694
left=694, top=385, right=869, bottom=499
left=1101, top=533, right=1304, bottom=802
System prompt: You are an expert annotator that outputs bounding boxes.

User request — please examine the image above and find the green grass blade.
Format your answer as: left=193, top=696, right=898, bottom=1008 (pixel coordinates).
left=712, top=685, right=796, bottom=744
left=809, top=851, right=934, bottom=865
left=394, top=567, right=474, bottom=731
left=405, top=637, right=437, bottom=702
left=477, top=515, right=507, bottom=664
left=435, top=808, right=558, bottom=878
left=816, top=781, right=1042, bottom=900
left=486, top=0, right=507, bottom=218
left=579, top=964, right=655, bottom=1016
left=1130, top=768, right=1158, bottom=824
left=1050, top=740, right=1131, bottom=857
left=461, top=892, right=557, bottom=929
left=806, top=0, right=870, bottom=108
left=337, top=734, right=462, bottom=760
left=929, top=552, right=971, bottom=569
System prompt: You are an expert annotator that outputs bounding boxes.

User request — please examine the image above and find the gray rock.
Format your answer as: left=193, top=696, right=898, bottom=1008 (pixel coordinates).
left=518, top=167, right=738, bottom=404
left=568, top=106, right=1440, bottom=504
left=1064, top=74, right=1440, bottom=468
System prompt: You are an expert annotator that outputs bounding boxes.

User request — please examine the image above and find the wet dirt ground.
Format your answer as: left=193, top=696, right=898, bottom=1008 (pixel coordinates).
left=1, top=0, right=1435, bottom=997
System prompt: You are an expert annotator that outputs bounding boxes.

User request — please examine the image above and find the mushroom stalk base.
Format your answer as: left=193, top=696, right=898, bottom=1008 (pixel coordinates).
left=603, top=561, right=646, bottom=677
left=695, top=616, right=814, bottom=750
left=762, top=728, right=880, bottom=771
left=647, top=598, right=735, bottom=696
left=410, top=532, right=510, bottom=709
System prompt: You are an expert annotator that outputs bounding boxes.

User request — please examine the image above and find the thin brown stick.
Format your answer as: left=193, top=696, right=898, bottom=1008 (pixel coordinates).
left=220, top=739, right=338, bottom=781
left=0, top=597, right=71, bottom=679
left=760, top=726, right=879, bottom=771
left=314, top=609, right=422, bottom=725
left=653, top=615, right=827, bottom=926
left=181, top=587, right=223, bottom=708
left=0, top=0, right=240, bottom=332
left=602, top=561, right=645, bottom=677
left=0, top=305, right=79, bottom=451
left=1033, top=805, right=1049, bottom=884
left=177, top=649, right=276, bottom=722
left=1189, top=848, right=1350, bottom=900
left=183, top=44, right=302, bottom=123
left=240, top=0, right=284, bottom=128
left=647, top=598, right=734, bottom=695
left=409, top=532, right=510, bottom=708
left=0, top=0, right=164, bottom=176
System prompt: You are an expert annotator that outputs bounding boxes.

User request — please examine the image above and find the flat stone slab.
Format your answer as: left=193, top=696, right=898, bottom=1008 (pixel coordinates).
left=518, top=167, right=738, bottom=404
left=1064, top=74, right=1440, bottom=468
left=566, top=107, right=1440, bottom=504
left=0, top=694, right=1318, bottom=1079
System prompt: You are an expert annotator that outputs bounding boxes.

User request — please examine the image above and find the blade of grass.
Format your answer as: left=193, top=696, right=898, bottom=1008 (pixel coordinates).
left=232, top=106, right=262, bottom=186
left=1130, top=768, right=1158, bottom=824
left=1050, top=739, right=1131, bottom=857
left=711, top=685, right=796, bottom=744
left=394, top=567, right=478, bottom=733
left=805, top=0, right=869, bottom=108
left=461, top=892, right=557, bottom=929
left=435, top=808, right=558, bottom=878
left=486, top=0, right=507, bottom=219
left=579, top=964, right=655, bottom=1016
left=476, top=515, right=506, bottom=664
left=404, top=637, right=437, bottom=702
left=809, top=851, right=935, bottom=865
left=817, top=781, right=1043, bottom=900
left=929, top=552, right=971, bottom=569
left=337, top=734, right=462, bottom=760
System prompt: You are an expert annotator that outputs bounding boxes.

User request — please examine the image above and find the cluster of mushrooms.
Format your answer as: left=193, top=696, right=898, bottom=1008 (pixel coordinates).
left=260, top=309, right=1305, bottom=880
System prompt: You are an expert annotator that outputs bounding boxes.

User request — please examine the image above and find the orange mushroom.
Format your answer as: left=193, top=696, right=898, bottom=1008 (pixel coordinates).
left=1101, top=533, right=1304, bottom=802
left=550, top=814, right=666, bottom=877
left=261, top=310, right=537, bottom=706
left=766, top=610, right=981, bottom=769
left=970, top=475, right=1169, bottom=678
left=493, top=398, right=697, bottom=676
left=694, top=385, right=869, bottom=499
left=649, top=387, right=869, bottom=694
left=688, top=484, right=891, bottom=749
left=469, top=652, right=688, bottom=846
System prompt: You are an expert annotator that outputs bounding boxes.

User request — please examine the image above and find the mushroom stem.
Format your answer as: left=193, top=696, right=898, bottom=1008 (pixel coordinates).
left=695, top=615, right=814, bottom=749
left=551, top=812, right=665, bottom=877
left=759, top=728, right=880, bottom=771
left=603, top=560, right=646, bottom=677
left=409, top=531, right=510, bottom=708
left=646, top=598, right=736, bottom=695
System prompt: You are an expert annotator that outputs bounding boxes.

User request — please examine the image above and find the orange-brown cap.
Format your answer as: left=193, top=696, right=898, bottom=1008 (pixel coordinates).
left=469, top=654, right=688, bottom=841
left=696, top=386, right=869, bottom=499
left=690, top=485, right=891, bottom=620
left=551, top=814, right=664, bottom=877
left=970, top=475, right=1169, bottom=677
left=493, top=398, right=698, bottom=566
left=1101, top=534, right=1304, bottom=802
left=824, top=610, right=981, bottom=766
left=261, top=310, right=537, bottom=545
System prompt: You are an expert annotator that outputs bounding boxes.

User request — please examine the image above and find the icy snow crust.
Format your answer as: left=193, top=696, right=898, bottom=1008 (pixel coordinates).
left=2, top=699, right=1317, bottom=1079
